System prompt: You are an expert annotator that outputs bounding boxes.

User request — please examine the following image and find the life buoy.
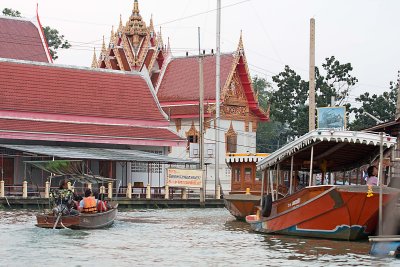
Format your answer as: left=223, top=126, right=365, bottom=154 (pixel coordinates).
left=261, top=194, right=272, bottom=217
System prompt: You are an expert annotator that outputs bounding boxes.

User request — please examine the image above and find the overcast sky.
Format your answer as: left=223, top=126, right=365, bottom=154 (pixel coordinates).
left=2, top=0, right=400, bottom=106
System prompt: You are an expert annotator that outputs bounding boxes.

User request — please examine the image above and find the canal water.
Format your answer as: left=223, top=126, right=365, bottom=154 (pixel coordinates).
left=0, top=208, right=397, bottom=267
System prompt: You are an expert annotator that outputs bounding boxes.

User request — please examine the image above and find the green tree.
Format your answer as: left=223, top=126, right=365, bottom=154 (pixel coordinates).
left=349, top=77, right=398, bottom=130
left=2, top=8, right=71, bottom=60
left=269, top=56, right=357, bottom=142
left=2, top=8, right=21, bottom=17
left=254, top=76, right=287, bottom=152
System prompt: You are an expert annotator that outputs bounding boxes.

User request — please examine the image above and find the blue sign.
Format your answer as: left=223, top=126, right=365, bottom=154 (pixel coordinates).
left=317, top=107, right=346, bottom=129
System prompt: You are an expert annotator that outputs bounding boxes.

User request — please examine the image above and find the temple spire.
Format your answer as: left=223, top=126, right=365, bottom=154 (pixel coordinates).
left=133, top=0, right=139, bottom=15
left=110, top=25, right=115, bottom=44
left=101, top=35, right=107, bottom=58
left=119, top=14, right=123, bottom=30
left=91, top=47, right=98, bottom=68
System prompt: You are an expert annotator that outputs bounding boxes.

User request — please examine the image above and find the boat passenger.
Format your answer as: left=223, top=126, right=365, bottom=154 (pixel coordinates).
left=79, top=189, right=97, bottom=213
left=366, top=166, right=378, bottom=186
left=294, top=175, right=304, bottom=191
left=93, top=191, right=107, bottom=212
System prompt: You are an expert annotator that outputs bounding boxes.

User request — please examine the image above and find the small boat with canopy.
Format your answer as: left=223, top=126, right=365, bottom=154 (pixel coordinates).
left=29, top=160, right=118, bottom=229
left=246, top=130, right=400, bottom=240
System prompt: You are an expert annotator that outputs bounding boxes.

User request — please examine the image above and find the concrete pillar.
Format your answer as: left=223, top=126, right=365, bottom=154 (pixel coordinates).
left=108, top=182, right=113, bottom=199
left=165, top=185, right=169, bottom=200
left=87, top=183, right=92, bottom=190
left=100, top=186, right=105, bottom=194
left=126, top=182, right=132, bottom=199
left=182, top=188, right=188, bottom=200
left=22, top=181, right=28, bottom=198
left=0, top=180, right=4, bottom=197
left=44, top=181, right=50, bottom=198
left=146, top=184, right=151, bottom=199
left=67, top=181, right=72, bottom=190
left=216, top=185, right=221, bottom=199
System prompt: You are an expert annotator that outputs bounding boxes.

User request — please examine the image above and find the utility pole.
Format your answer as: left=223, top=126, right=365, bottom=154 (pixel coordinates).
left=309, top=18, right=316, bottom=132
left=198, top=27, right=205, bottom=205
left=215, top=0, right=221, bottom=198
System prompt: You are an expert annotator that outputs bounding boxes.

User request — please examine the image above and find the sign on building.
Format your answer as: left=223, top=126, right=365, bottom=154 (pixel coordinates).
left=317, top=107, right=346, bottom=129
left=166, top=168, right=203, bottom=188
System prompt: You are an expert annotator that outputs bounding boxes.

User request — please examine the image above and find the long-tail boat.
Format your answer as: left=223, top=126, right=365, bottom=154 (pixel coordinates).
left=224, top=153, right=268, bottom=221
left=28, top=160, right=118, bottom=229
left=246, top=130, right=400, bottom=240
left=36, top=201, right=118, bottom=229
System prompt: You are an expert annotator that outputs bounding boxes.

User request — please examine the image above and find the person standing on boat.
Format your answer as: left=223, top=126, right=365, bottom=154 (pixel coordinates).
left=366, top=166, right=378, bottom=186
left=79, top=189, right=97, bottom=213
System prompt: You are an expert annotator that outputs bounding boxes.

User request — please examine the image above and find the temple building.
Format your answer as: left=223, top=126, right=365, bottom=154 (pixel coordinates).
left=0, top=14, right=190, bottom=192
left=94, top=0, right=269, bottom=194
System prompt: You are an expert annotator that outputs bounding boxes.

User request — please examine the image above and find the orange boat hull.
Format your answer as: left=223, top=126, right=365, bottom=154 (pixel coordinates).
left=224, top=194, right=260, bottom=221
left=246, top=185, right=399, bottom=240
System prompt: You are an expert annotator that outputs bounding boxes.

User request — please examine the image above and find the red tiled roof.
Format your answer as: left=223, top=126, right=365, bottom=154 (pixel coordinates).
left=157, top=54, right=234, bottom=102
left=162, top=105, right=212, bottom=118
left=0, top=17, right=49, bottom=62
left=0, top=118, right=185, bottom=146
left=0, top=59, right=167, bottom=123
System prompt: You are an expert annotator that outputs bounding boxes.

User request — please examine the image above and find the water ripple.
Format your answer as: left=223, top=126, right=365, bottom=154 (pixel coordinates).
left=0, top=209, right=398, bottom=267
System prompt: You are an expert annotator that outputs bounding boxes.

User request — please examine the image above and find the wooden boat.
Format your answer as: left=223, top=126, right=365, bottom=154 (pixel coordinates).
left=247, top=185, right=399, bottom=240
left=246, top=130, right=400, bottom=240
left=224, top=153, right=268, bottom=220
left=36, top=202, right=118, bottom=229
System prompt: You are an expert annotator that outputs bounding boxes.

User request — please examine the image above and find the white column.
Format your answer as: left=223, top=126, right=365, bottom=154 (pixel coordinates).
left=87, top=183, right=92, bottom=190
left=146, top=184, right=151, bottom=199
left=22, top=181, right=28, bottom=198
left=44, top=181, right=50, bottom=198
left=126, top=182, right=132, bottom=199
left=182, top=187, right=188, bottom=200
left=165, top=185, right=169, bottom=200
left=108, top=182, right=113, bottom=199
left=216, top=185, right=221, bottom=199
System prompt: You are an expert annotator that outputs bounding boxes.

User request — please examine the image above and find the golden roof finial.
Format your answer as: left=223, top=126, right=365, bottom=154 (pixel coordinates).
left=119, top=14, right=123, bottom=30
left=101, top=35, right=106, bottom=53
left=149, top=14, right=154, bottom=29
left=237, top=30, right=244, bottom=56
left=91, top=47, right=98, bottom=68
left=110, top=26, right=115, bottom=44
left=133, top=0, right=139, bottom=14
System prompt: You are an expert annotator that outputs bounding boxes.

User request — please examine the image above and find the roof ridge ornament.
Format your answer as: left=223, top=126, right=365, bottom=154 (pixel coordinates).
left=91, top=47, right=98, bottom=68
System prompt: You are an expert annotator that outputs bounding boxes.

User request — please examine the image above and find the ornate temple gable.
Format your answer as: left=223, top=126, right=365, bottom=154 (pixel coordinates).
left=219, top=32, right=269, bottom=123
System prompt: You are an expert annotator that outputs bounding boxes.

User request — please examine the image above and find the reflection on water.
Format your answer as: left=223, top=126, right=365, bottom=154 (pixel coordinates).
left=0, top=208, right=398, bottom=267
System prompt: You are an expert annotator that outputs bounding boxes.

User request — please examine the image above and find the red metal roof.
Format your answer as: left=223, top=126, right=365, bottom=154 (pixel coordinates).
left=0, top=59, right=167, bottom=123
left=0, top=17, right=49, bottom=62
left=157, top=54, right=234, bottom=102
left=0, top=118, right=185, bottom=146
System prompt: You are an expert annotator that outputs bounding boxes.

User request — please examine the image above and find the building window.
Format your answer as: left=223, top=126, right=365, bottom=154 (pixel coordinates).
left=244, top=167, right=252, bottom=182
left=226, top=122, right=237, bottom=153
left=233, top=168, right=241, bottom=182
left=185, top=121, right=199, bottom=150
left=131, top=150, right=163, bottom=173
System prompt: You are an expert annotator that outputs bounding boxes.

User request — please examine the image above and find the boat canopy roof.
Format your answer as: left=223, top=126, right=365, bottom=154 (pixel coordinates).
left=25, top=160, right=115, bottom=183
left=257, top=130, right=397, bottom=172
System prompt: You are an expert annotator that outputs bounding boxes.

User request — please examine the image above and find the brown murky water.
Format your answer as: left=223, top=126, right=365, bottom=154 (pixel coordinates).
left=0, top=208, right=397, bottom=266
